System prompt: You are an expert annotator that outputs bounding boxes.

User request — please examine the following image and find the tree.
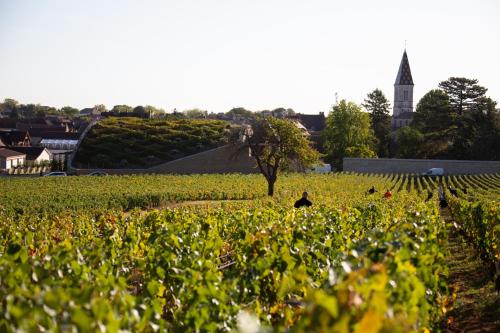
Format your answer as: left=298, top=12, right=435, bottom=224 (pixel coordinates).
left=17, top=104, right=38, bottom=118
left=450, top=96, right=500, bottom=160
left=395, top=127, right=424, bottom=158
left=144, top=105, right=165, bottom=118
left=473, top=98, right=500, bottom=160
left=413, top=90, right=453, bottom=133
left=438, top=77, right=487, bottom=115
left=271, top=107, right=296, bottom=118
left=323, top=100, right=376, bottom=169
left=362, top=89, right=391, bottom=157
left=183, top=108, right=208, bottom=118
left=133, top=106, right=147, bottom=116
left=437, top=78, right=500, bottom=159
left=60, top=106, right=79, bottom=117
left=226, top=107, right=255, bottom=120
left=1, top=98, right=19, bottom=112
left=93, top=104, right=107, bottom=115
left=112, top=105, right=133, bottom=114
left=241, top=117, right=320, bottom=196
left=411, top=89, right=454, bottom=158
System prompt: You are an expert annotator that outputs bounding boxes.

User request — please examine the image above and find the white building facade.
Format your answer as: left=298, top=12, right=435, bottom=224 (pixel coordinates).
left=0, top=148, right=26, bottom=170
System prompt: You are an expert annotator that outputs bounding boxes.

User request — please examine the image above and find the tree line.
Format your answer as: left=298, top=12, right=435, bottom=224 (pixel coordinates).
left=0, top=100, right=170, bottom=119
left=324, top=77, right=500, bottom=169
left=0, top=99, right=82, bottom=118
left=244, top=77, right=499, bottom=196
left=0, top=99, right=297, bottom=121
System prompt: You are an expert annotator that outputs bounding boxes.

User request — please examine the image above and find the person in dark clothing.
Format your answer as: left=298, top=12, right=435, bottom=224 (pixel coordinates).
left=367, top=186, right=377, bottom=194
left=294, top=192, right=312, bottom=208
left=438, top=186, right=448, bottom=208
left=448, top=185, right=458, bottom=197
left=425, top=190, right=433, bottom=202
left=462, top=187, right=468, bottom=195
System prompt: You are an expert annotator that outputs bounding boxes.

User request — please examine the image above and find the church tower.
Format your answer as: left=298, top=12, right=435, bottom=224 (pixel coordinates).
left=393, top=50, right=414, bottom=117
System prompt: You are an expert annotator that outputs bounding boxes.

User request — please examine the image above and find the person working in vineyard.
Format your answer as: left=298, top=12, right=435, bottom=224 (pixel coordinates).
left=294, top=191, right=312, bottom=208
left=383, top=189, right=392, bottom=199
left=367, top=186, right=377, bottom=194
left=438, top=185, right=448, bottom=208
left=425, top=190, right=433, bottom=202
left=448, top=185, right=459, bottom=197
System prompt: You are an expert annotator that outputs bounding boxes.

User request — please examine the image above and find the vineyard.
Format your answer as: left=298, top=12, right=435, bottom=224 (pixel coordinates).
left=0, top=173, right=498, bottom=332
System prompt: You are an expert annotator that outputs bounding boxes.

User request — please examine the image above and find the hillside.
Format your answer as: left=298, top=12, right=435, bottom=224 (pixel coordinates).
left=74, top=117, right=229, bottom=168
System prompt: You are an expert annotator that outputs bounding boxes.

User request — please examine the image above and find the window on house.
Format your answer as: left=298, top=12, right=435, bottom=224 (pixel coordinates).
left=404, top=90, right=408, bottom=101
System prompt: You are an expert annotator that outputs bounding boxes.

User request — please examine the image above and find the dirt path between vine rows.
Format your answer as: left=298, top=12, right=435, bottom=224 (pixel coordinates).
left=441, top=208, right=500, bottom=332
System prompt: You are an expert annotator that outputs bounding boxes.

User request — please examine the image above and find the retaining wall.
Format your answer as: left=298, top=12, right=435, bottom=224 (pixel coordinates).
left=73, top=144, right=258, bottom=175
left=343, top=158, right=500, bottom=174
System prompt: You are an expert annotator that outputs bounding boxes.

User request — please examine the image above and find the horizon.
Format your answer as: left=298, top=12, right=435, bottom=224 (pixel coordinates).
left=1, top=0, right=499, bottom=114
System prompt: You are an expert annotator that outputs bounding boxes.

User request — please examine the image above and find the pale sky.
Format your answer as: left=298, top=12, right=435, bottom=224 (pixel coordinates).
left=1, top=0, right=499, bottom=114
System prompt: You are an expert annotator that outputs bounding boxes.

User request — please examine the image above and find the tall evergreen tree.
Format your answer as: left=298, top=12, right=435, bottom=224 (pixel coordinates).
left=450, top=96, right=500, bottom=160
left=413, top=89, right=453, bottom=133
left=438, top=77, right=500, bottom=159
left=362, top=89, right=391, bottom=157
left=438, top=77, right=487, bottom=115
left=412, top=89, right=454, bottom=158
left=416, top=77, right=500, bottom=160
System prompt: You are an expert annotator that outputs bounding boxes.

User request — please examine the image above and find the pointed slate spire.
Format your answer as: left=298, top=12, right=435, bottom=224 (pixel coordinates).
left=394, top=50, right=414, bottom=85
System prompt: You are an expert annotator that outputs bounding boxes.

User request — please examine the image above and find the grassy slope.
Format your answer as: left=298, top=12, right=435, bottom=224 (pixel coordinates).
left=74, top=117, right=228, bottom=168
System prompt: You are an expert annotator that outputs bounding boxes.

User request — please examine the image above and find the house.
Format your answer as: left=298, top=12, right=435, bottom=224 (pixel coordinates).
left=0, top=118, right=18, bottom=131
left=0, top=148, right=26, bottom=170
left=288, top=112, right=326, bottom=152
left=15, top=118, right=49, bottom=130
left=39, top=133, right=80, bottom=162
left=79, top=108, right=94, bottom=116
left=8, top=146, right=52, bottom=165
left=14, top=117, right=73, bottom=132
left=80, top=107, right=103, bottom=117
left=0, top=130, right=31, bottom=146
left=45, top=115, right=74, bottom=131
left=27, top=127, right=70, bottom=145
left=290, top=112, right=326, bottom=132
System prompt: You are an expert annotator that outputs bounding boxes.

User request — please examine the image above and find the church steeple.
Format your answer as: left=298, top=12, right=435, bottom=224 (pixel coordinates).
left=393, top=50, right=414, bottom=119
left=394, top=50, right=414, bottom=85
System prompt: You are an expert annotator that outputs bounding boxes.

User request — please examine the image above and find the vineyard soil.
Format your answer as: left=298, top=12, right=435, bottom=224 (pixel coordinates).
left=442, top=209, right=500, bottom=332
